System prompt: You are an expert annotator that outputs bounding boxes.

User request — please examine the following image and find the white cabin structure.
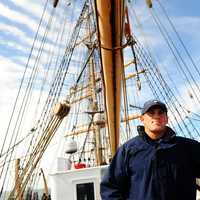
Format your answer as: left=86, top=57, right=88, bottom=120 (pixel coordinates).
left=50, top=160, right=108, bottom=200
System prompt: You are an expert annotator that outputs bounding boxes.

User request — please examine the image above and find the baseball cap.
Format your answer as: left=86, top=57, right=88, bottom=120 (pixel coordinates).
left=141, top=99, right=167, bottom=115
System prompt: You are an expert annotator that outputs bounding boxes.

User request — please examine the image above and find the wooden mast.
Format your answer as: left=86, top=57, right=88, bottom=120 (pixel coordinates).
left=89, top=58, right=103, bottom=165
left=95, top=0, right=124, bottom=156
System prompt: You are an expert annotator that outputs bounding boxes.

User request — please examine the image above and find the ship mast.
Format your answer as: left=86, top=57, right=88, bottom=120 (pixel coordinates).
left=95, top=0, right=125, bottom=156
left=89, top=58, right=103, bottom=165
left=86, top=10, right=103, bottom=165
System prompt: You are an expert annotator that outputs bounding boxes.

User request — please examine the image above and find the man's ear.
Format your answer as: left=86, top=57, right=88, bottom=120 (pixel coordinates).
left=140, top=115, right=144, bottom=122
left=166, top=115, right=169, bottom=124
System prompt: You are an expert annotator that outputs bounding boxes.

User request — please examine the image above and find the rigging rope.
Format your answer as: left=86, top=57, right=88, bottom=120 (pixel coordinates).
left=156, top=0, right=200, bottom=80
left=2, top=0, right=88, bottom=195
left=4, top=7, right=57, bottom=194
left=35, top=2, right=89, bottom=140
left=0, top=0, right=50, bottom=195
left=149, top=7, right=200, bottom=103
left=129, top=5, right=200, bottom=137
left=126, top=34, right=185, bottom=135
left=22, top=3, right=71, bottom=180
left=133, top=38, right=200, bottom=138
left=124, top=2, right=200, bottom=140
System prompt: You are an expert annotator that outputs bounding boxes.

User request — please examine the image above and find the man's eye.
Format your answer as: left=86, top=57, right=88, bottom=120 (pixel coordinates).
left=147, top=109, right=164, bottom=115
left=148, top=111, right=154, bottom=115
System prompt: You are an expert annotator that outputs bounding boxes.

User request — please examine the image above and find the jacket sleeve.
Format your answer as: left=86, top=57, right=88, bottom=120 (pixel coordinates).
left=190, top=140, right=200, bottom=177
left=100, top=145, right=129, bottom=200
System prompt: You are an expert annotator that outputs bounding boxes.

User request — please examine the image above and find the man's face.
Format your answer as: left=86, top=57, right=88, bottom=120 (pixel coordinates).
left=140, top=106, right=168, bottom=137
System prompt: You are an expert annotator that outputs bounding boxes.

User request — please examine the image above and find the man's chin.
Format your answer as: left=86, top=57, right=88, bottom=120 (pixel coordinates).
left=152, top=127, right=166, bottom=134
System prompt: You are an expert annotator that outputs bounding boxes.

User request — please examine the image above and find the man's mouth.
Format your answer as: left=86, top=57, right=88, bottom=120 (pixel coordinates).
left=152, top=121, right=161, bottom=125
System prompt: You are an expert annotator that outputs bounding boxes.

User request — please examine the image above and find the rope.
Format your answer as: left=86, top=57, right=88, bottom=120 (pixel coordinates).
left=157, top=0, right=200, bottom=80
left=133, top=38, right=200, bottom=138
left=0, top=0, right=50, bottom=194
left=99, top=39, right=133, bottom=51
left=129, top=5, right=200, bottom=138
left=149, top=8, right=200, bottom=103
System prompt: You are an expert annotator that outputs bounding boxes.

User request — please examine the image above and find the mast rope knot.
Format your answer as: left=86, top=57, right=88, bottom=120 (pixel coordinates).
left=99, top=40, right=133, bottom=51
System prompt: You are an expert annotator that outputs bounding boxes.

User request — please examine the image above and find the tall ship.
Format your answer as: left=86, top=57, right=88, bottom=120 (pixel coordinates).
left=0, top=0, right=200, bottom=199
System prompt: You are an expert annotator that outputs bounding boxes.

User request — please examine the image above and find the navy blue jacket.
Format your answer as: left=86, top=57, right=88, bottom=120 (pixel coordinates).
left=100, top=126, right=200, bottom=200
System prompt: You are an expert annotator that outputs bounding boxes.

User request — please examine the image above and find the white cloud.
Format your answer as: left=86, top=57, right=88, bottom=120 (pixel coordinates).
left=0, top=23, right=24, bottom=38
left=0, top=23, right=33, bottom=50
left=0, top=57, right=22, bottom=90
left=0, top=2, right=42, bottom=33
left=0, top=57, right=23, bottom=135
left=173, top=16, right=200, bottom=35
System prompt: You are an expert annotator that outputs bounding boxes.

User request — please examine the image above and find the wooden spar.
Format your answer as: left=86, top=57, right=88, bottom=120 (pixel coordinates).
left=95, top=0, right=124, bottom=156
left=70, top=92, right=92, bottom=104
left=124, top=59, right=136, bottom=68
left=121, top=114, right=140, bottom=123
left=65, top=122, right=105, bottom=136
left=65, top=125, right=96, bottom=136
left=69, top=78, right=101, bottom=96
left=125, top=69, right=146, bottom=80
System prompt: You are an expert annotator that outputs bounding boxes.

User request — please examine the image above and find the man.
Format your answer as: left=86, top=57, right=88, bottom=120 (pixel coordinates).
left=100, top=99, right=200, bottom=200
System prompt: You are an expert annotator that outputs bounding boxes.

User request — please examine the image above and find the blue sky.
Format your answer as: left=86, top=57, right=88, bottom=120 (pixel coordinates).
left=0, top=1, right=45, bottom=148
left=0, top=0, right=200, bottom=187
